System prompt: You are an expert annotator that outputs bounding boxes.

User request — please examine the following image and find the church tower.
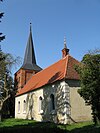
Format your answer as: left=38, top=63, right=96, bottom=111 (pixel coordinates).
left=15, top=23, right=42, bottom=90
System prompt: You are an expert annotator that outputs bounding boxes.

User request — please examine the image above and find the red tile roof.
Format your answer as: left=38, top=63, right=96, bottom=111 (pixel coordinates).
left=16, top=55, right=80, bottom=96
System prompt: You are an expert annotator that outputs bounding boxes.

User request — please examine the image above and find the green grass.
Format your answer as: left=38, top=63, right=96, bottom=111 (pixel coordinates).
left=0, top=118, right=100, bottom=133
left=0, top=118, right=36, bottom=127
left=60, top=121, right=94, bottom=130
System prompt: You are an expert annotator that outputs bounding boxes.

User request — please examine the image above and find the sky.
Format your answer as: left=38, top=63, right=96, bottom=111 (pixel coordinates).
left=0, top=0, right=100, bottom=74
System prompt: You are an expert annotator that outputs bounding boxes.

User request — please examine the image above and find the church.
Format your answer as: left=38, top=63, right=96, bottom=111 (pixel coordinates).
left=15, top=25, right=92, bottom=124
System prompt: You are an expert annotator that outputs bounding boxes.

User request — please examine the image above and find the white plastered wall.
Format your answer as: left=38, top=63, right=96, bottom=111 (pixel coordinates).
left=15, top=80, right=92, bottom=124
left=70, top=87, right=92, bottom=122
left=15, top=80, right=69, bottom=124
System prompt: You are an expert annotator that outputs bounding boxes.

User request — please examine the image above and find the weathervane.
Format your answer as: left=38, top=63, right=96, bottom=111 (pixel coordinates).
left=64, top=36, right=67, bottom=49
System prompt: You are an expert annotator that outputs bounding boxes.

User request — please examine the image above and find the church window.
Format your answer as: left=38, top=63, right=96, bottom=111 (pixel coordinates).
left=23, top=100, right=26, bottom=112
left=18, top=101, right=20, bottom=113
left=50, top=94, right=55, bottom=111
left=39, top=96, right=43, bottom=112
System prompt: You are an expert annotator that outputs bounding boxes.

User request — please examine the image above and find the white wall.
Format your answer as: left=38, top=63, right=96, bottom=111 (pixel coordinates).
left=15, top=80, right=92, bottom=124
left=15, top=80, right=69, bottom=124
left=70, top=87, right=92, bottom=122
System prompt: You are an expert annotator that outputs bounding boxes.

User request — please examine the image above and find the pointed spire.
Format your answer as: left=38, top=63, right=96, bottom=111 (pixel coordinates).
left=21, top=23, right=42, bottom=71
left=30, top=23, right=32, bottom=32
left=62, top=37, right=69, bottom=58
left=24, top=23, right=36, bottom=64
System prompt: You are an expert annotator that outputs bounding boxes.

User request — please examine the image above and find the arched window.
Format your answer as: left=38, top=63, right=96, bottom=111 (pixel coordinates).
left=50, top=94, right=55, bottom=111
left=23, top=100, right=26, bottom=112
left=39, top=96, right=43, bottom=112
left=18, top=101, right=20, bottom=113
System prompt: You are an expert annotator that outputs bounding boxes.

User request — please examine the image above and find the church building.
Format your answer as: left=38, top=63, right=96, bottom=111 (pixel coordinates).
left=15, top=25, right=92, bottom=124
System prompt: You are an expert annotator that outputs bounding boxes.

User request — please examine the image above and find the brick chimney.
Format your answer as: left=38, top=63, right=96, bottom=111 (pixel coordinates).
left=62, top=37, right=69, bottom=58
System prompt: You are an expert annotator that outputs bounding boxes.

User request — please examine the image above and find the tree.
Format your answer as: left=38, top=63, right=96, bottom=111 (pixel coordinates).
left=75, top=50, right=100, bottom=124
left=0, top=0, right=21, bottom=121
left=2, top=75, right=15, bottom=118
left=0, top=51, right=20, bottom=121
left=0, top=0, right=5, bottom=43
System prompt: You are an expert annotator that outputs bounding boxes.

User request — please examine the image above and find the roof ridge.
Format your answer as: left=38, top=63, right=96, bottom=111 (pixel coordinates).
left=30, top=58, right=64, bottom=76
left=64, top=55, right=69, bottom=78
left=16, top=57, right=67, bottom=96
left=65, top=54, right=80, bottom=80
left=68, top=54, right=80, bottom=62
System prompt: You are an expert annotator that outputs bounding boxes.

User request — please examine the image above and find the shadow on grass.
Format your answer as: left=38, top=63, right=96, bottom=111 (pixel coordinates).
left=0, top=122, right=100, bottom=133
left=0, top=122, right=65, bottom=133
left=69, top=124, right=100, bottom=133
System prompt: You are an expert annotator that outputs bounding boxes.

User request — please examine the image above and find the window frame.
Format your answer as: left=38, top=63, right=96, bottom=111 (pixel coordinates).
left=18, top=101, right=20, bottom=113
left=38, top=96, right=43, bottom=114
left=23, top=100, right=26, bottom=113
left=50, top=94, right=55, bottom=111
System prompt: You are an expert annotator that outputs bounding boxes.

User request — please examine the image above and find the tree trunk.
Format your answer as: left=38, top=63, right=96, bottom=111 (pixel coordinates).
left=0, top=115, right=1, bottom=122
left=0, top=110, right=2, bottom=122
left=0, top=103, right=3, bottom=122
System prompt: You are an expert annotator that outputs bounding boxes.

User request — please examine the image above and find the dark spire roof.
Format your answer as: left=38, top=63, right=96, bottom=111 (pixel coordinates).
left=21, top=23, right=42, bottom=71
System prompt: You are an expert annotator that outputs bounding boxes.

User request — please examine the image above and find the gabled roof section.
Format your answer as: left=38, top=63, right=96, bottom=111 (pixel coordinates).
left=66, top=55, right=80, bottom=80
left=16, top=55, right=80, bottom=96
left=21, top=24, right=42, bottom=71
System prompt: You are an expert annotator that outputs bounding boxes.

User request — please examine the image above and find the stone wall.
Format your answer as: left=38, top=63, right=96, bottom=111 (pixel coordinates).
left=15, top=80, right=69, bottom=124
left=15, top=80, right=92, bottom=124
left=67, top=80, right=92, bottom=123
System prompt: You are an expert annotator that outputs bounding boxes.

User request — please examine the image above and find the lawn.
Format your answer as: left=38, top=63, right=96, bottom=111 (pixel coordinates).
left=0, top=118, right=100, bottom=133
